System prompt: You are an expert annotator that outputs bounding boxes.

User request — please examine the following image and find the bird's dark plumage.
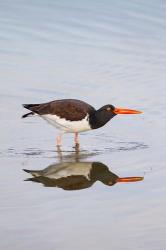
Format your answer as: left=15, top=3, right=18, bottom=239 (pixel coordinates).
left=22, top=99, right=95, bottom=121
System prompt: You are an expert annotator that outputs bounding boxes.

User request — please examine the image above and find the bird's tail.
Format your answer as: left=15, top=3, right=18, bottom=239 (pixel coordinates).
left=23, top=104, right=40, bottom=110
left=22, top=103, right=40, bottom=118
left=23, top=169, right=43, bottom=177
left=22, top=112, right=34, bottom=118
left=22, top=104, right=40, bottom=111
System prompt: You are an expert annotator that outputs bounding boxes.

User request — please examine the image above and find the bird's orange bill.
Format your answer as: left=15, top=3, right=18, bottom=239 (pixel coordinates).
left=117, top=177, right=144, bottom=183
left=114, top=108, right=142, bottom=114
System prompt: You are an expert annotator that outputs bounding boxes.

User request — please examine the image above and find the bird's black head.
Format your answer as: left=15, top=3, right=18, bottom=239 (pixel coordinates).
left=99, top=104, right=116, bottom=114
left=89, top=104, right=142, bottom=129
left=89, top=104, right=117, bottom=129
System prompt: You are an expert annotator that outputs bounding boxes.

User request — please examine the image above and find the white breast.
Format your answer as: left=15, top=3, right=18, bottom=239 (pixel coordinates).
left=41, top=114, right=91, bottom=133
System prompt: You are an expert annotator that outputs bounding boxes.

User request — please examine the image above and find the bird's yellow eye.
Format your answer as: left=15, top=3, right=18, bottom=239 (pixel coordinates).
left=106, top=107, right=111, bottom=111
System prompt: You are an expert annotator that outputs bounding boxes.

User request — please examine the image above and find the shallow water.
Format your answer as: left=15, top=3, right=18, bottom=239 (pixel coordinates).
left=1, top=0, right=166, bottom=249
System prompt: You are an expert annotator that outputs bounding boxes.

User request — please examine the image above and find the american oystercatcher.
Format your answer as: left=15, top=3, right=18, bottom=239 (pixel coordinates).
left=22, top=99, right=142, bottom=146
left=23, top=161, right=144, bottom=191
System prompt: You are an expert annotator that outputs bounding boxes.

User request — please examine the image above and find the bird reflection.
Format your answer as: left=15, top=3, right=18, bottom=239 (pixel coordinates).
left=24, top=161, right=143, bottom=191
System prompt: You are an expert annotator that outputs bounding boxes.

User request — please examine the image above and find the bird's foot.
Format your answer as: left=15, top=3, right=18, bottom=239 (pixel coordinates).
left=73, top=143, right=80, bottom=152
left=56, top=145, right=62, bottom=150
left=56, top=145, right=63, bottom=160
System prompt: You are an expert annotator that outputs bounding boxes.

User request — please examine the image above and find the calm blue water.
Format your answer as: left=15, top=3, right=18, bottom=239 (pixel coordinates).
left=0, top=0, right=166, bottom=249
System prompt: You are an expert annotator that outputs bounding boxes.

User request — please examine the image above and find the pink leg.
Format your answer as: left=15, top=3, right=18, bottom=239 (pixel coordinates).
left=74, top=132, right=79, bottom=145
left=56, top=134, right=62, bottom=146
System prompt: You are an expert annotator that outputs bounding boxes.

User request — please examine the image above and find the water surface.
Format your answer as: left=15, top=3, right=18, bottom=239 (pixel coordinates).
left=1, top=0, right=166, bottom=249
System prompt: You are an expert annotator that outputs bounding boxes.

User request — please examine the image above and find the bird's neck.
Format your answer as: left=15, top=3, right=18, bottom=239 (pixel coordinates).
left=89, top=109, right=116, bottom=129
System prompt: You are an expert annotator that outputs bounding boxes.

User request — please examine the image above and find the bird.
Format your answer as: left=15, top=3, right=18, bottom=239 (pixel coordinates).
left=22, top=99, right=142, bottom=146
left=23, top=161, right=144, bottom=191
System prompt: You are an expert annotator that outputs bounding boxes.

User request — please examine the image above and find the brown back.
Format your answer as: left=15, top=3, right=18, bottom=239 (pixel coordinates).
left=25, top=99, right=96, bottom=121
